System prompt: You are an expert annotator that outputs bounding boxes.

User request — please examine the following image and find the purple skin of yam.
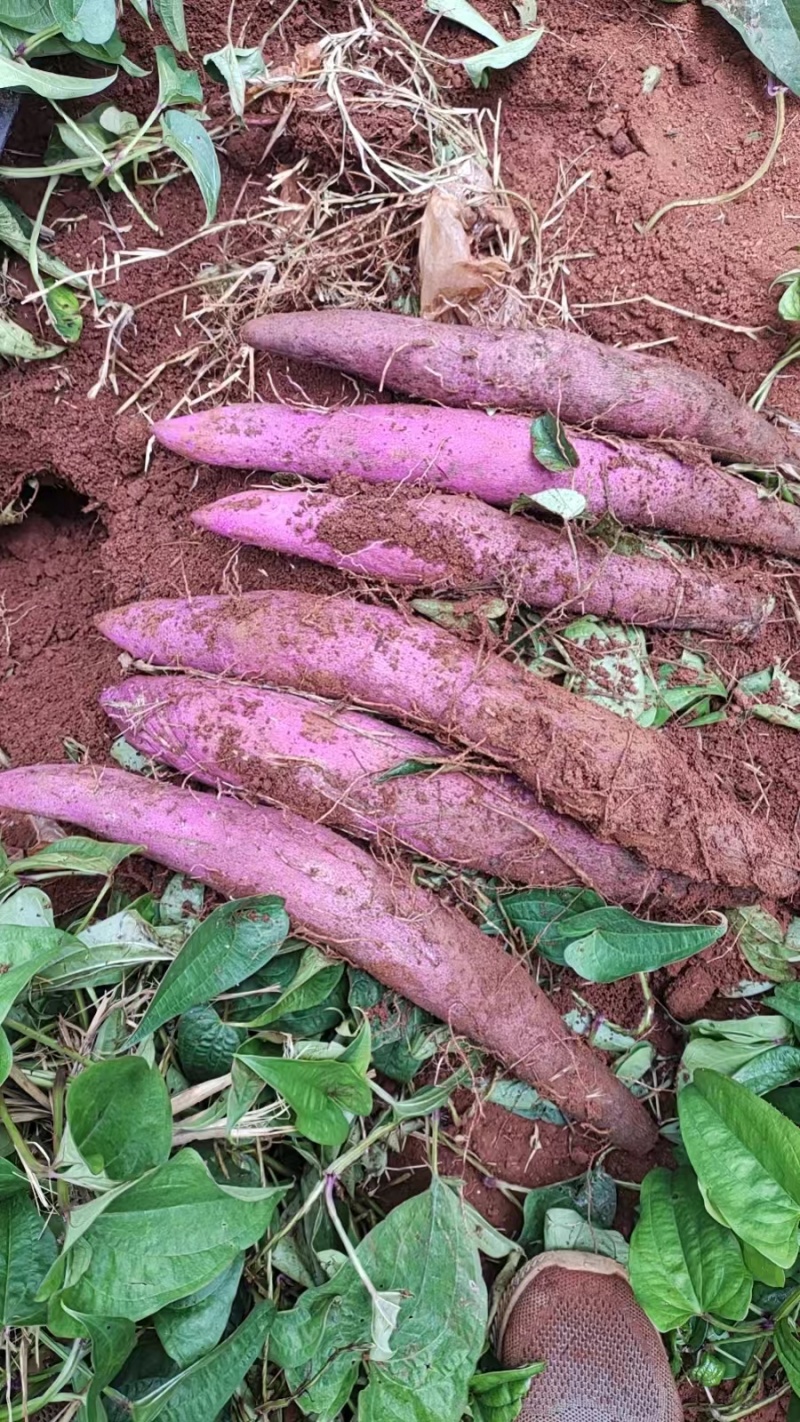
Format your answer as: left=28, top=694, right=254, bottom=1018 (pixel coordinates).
left=101, top=674, right=693, bottom=906
left=238, top=309, right=799, bottom=468
left=0, top=763, right=657, bottom=1154
left=153, top=401, right=800, bottom=558
left=94, top=591, right=800, bottom=898
left=191, top=486, right=770, bottom=635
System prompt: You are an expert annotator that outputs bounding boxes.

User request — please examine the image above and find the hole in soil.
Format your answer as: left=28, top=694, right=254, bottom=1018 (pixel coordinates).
left=23, top=477, right=95, bottom=526
left=0, top=476, right=105, bottom=541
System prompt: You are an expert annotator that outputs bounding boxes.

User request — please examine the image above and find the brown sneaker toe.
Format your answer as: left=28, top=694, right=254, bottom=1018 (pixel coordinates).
left=495, top=1251, right=683, bottom=1421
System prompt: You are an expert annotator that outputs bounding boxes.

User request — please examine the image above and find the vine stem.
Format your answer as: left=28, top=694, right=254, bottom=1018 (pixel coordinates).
left=256, top=1117, right=398, bottom=1265
left=0, top=1093, right=44, bottom=1180
left=638, top=89, right=786, bottom=234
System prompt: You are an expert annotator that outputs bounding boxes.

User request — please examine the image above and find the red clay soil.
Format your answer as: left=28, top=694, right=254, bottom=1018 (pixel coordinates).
left=1, top=0, right=800, bottom=1380
left=3, top=0, right=800, bottom=772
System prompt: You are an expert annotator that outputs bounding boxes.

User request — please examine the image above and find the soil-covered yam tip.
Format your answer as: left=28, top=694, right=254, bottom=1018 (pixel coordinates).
left=240, top=310, right=799, bottom=468
left=0, top=763, right=657, bottom=1154
left=95, top=591, right=800, bottom=899
left=154, top=402, right=800, bottom=558
left=191, top=485, right=771, bottom=635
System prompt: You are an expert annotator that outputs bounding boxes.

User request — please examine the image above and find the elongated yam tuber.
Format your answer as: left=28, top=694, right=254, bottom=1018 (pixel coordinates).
left=96, top=592, right=800, bottom=897
left=102, top=674, right=695, bottom=905
left=192, top=486, right=770, bottom=635
left=154, top=402, right=800, bottom=557
left=0, top=763, right=657, bottom=1153
left=240, top=311, right=798, bottom=467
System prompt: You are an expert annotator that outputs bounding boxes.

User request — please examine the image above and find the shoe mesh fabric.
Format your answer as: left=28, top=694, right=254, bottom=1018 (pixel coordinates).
left=500, top=1262, right=683, bottom=1421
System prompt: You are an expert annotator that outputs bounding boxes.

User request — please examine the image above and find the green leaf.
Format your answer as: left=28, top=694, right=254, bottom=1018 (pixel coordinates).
left=680, top=1015, right=792, bottom=1084
left=0, top=1159, right=29, bottom=1199
left=373, top=756, right=437, bottom=784
left=0, top=1194, right=57, bottom=1324
left=411, top=596, right=507, bottom=635
left=468, top=1365, right=544, bottom=1422
left=560, top=617, right=660, bottom=726
left=161, top=109, right=219, bottom=222
left=132, top=1299, right=274, bottom=1422
left=0, top=309, right=61, bottom=360
left=153, top=0, right=188, bottom=50
left=0, top=1028, right=12, bottom=1087
left=235, top=1035, right=372, bottom=1147
left=741, top=1241, right=785, bottom=1286
left=53, top=1148, right=285, bottom=1320
left=571, top=1165, right=617, bottom=1228
left=176, top=1006, right=245, bottom=1083
left=67, top=1057, right=173, bottom=1180
left=242, top=953, right=346, bottom=1040
left=464, top=28, right=543, bottom=87
left=0, top=0, right=51, bottom=32
left=485, top=1078, right=565, bottom=1125
left=157, top=874, right=205, bottom=926
left=768, top=982, right=800, bottom=1031
left=424, top=0, right=504, bottom=45
left=530, top=413, right=580, bottom=474
left=347, top=970, right=441, bottom=1083
left=488, top=886, right=603, bottom=953
left=14, top=835, right=140, bottom=876
left=0, top=194, right=84, bottom=285
left=0, top=924, right=75, bottom=1021
left=738, top=665, right=800, bottom=731
left=678, top=1069, right=800, bottom=1268
left=41, top=910, right=172, bottom=991
left=732, top=1045, right=800, bottom=1096
left=527, top=486, right=586, bottom=520
left=203, top=42, right=265, bottom=117
left=0, top=51, right=116, bottom=99
left=243, top=946, right=342, bottom=1028
left=386, top=1075, right=466, bottom=1125
left=614, top=1040, right=654, bottom=1087
left=768, top=1085, right=800, bottom=1125
left=508, top=1173, right=580, bottom=1235
left=455, top=1198, right=521, bottom=1261
left=701, top=0, right=800, bottom=96
left=0, top=886, right=53, bottom=928
left=689, top=1015, right=791, bottom=1044
left=64, top=1309, right=136, bottom=1422
left=629, top=1167, right=752, bottom=1332
left=153, top=1255, right=244, bottom=1367
left=155, top=44, right=201, bottom=107
left=45, top=284, right=82, bottom=342
left=542, top=1207, right=629, bottom=1263
left=654, top=651, right=726, bottom=727
left=730, top=906, right=800, bottom=982
left=779, top=276, right=800, bottom=323
left=562, top=911, right=725, bottom=983
left=49, top=0, right=116, bottom=44
left=775, top=1318, right=800, bottom=1394
left=129, top=896, right=289, bottom=1045
left=272, top=1179, right=486, bottom=1422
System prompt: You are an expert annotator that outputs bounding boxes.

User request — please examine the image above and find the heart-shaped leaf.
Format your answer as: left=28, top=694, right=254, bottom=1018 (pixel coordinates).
left=678, top=1069, right=800, bottom=1268
left=629, top=1166, right=752, bottom=1331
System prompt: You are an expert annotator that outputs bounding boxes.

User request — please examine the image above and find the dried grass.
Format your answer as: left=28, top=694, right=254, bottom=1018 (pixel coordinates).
left=100, top=1, right=589, bottom=420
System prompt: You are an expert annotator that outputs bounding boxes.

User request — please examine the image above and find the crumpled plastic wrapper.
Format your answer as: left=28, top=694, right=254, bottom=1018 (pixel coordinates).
left=418, top=158, right=520, bottom=322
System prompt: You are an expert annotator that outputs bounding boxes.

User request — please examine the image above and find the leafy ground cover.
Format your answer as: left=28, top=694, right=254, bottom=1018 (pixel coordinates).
left=2, top=830, right=800, bottom=1419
